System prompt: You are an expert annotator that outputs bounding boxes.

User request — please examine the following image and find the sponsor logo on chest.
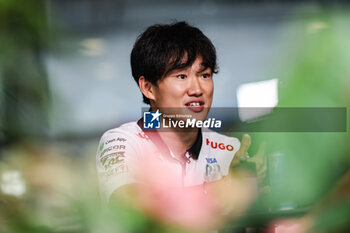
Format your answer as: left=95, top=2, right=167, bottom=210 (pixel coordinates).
left=206, top=138, right=234, bottom=151
left=100, top=145, right=126, bottom=157
left=105, top=137, right=126, bottom=145
left=205, top=158, right=217, bottom=164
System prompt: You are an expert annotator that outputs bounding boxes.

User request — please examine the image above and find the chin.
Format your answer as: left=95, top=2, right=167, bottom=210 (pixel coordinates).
left=183, top=108, right=209, bottom=121
left=192, top=111, right=209, bottom=122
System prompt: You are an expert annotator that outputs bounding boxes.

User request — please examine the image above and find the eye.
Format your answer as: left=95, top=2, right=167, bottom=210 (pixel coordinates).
left=176, top=74, right=187, bottom=79
left=201, top=73, right=212, bottom=79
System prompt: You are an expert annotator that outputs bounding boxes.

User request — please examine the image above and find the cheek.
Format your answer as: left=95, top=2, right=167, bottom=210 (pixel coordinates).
left=206, top=82, right=214, bottom=98
left=168, top=86, right=185, bottom=98
left=158, top=86, right=183, bottom=105
left=205, top=82, right=214, bottom=107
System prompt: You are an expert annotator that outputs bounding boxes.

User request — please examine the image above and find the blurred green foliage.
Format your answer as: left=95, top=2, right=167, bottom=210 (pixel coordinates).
left=251, top=10, right=350, bottom=231
left=0, top=2, right=350, bottom=233
left=0, top=0, right=50, bottom=144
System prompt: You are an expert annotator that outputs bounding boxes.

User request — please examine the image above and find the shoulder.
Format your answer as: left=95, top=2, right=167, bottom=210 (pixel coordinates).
left=97, top=121, right=144, bottom=157
left=101, top=121, right=141, bottom=138
left=99, top=121, right=143, bottom=144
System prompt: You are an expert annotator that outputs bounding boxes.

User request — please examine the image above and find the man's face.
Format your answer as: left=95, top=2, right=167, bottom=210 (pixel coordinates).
left=150, top=57, right=214, bottom=122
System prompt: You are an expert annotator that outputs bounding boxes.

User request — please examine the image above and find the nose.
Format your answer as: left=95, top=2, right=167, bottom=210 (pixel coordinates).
left=187, top=76, right=203, bottom=96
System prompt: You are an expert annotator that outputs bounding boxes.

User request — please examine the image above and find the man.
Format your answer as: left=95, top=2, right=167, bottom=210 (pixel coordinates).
left=96, top=22, right=260, bottom=212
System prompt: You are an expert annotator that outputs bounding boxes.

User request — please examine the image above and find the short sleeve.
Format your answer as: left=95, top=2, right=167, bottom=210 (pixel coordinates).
left=96, top=131, right=139, bottom=204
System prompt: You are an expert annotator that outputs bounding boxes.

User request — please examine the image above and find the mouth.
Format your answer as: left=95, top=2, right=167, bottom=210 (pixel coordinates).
left=185, top=101, right=205, bottom=112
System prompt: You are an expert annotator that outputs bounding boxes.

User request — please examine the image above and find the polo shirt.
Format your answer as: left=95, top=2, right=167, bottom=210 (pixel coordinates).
left=96, top=120, right=241, bottom=203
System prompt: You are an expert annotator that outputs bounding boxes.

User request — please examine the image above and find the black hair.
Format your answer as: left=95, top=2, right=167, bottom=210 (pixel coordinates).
left=130, top=21, right=218, bottom=104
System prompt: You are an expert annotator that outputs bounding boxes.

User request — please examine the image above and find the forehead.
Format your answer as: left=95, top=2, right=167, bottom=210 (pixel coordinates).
left=184, top=57, right=209, bottom=72
left=166, top=56, right=211, bottom=75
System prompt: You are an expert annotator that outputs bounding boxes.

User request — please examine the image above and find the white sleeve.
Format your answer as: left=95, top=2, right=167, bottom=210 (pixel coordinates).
left=96, top=131, right=139, bottom=204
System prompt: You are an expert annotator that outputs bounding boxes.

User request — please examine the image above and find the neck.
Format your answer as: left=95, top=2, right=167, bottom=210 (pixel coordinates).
left=157, top=128, right=198, bottom=158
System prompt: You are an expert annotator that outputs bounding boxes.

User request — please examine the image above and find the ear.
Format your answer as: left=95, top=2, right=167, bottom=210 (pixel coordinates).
left=138, top=76, right=156, bottom=101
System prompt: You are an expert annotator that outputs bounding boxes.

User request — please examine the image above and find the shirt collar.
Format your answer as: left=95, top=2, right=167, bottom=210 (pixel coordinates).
left=137, top=118, right=202, bottom=160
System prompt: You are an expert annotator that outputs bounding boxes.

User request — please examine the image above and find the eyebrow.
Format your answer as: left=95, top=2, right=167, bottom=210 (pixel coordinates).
left=163, top=54, right=212, bottom=77
left=167, top=65, right=212, bottom=76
